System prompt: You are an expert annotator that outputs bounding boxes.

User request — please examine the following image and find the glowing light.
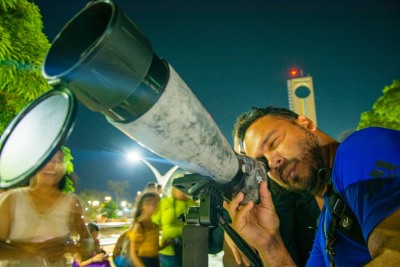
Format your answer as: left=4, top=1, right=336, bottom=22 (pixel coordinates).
left=290, top=69, right=299, bottom=77
left=126, top=152, right=141, bottom=162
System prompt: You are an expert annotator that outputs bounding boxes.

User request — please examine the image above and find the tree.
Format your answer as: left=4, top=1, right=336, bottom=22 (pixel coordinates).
left=0, top=1, right=79, bottom=193
left=107, top=179, right=130, bottom=205
left=78, top=189, right=109, bottom=221
left=0, top=0, right=51, bottom=135
left=101, top=200, right=119, bottom=221
left=357, top=80, right=400, bottom=131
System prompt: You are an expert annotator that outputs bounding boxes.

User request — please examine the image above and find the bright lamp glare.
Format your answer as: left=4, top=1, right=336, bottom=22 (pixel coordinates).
left=126, top=152, right=141, bottom=162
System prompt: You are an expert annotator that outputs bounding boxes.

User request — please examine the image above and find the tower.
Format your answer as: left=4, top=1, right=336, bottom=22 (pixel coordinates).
left=287, top=69, right=318, bottom=126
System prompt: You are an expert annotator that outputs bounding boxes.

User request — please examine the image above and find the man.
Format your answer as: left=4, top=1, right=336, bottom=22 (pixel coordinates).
left=225, top=106, right=400, bottom=266
left=222, top=125, right=321, bottom=267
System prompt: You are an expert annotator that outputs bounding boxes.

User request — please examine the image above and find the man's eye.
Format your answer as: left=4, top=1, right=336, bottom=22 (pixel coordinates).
left=269, top=138, right=279, bottom=149
left=269, top=142, right=274, bottom=149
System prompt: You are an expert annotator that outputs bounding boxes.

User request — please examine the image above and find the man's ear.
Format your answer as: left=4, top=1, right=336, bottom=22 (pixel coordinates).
left=296, top=115, right=316, bottom=131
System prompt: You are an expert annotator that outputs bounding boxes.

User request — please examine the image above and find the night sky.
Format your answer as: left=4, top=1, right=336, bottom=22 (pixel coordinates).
left=31, top=0, right=400, bottom=200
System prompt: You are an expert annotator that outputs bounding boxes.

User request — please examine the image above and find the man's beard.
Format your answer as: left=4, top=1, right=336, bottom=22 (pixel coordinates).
left=281, top=127, right=326, bottom=195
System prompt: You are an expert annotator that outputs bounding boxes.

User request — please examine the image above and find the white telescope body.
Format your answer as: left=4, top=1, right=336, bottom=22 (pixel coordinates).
left=109, top=66, right=239, bottom=183
left=42, top=0, right=239, bottom=184
left=38, top=0, right=266, bottom=202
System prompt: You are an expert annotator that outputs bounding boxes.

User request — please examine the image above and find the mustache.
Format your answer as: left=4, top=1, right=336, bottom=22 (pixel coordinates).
left=278, top=159, right=297, bottom=182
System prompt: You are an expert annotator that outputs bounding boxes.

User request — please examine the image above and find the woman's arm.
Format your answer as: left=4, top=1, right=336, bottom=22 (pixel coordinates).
left=71, top=195, right=94, bottom=256
left=0, top=191, right=16, bottom=259
left=113, top=231, right=128, bottom=258
left=74, top=251, right=108, bottom=267
left=129, top=223, right=146, bottom=267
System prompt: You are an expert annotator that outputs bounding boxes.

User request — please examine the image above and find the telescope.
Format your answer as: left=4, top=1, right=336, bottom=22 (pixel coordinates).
left=0, top=1, right=266, bottom=265
left=0, top=0, right=267, bottom=201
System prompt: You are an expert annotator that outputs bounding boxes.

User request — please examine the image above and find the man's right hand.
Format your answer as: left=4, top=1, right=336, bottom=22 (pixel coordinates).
left=223, top=180, right=296, bottom=267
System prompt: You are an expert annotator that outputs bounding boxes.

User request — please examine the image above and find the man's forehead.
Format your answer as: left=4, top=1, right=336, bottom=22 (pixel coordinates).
left=242, top=116, right=287, bottom=155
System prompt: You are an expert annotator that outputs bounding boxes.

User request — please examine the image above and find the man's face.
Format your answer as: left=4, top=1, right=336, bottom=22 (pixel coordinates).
left=242, top=115, right=325, bottom=193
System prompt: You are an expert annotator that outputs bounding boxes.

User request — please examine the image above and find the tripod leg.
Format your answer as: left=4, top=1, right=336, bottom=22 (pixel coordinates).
left=182, top=224, right=209, bottom=267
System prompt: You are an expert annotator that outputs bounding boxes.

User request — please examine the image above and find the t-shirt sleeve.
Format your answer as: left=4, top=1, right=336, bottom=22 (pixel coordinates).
left=332, top=127, right=400, bottom=240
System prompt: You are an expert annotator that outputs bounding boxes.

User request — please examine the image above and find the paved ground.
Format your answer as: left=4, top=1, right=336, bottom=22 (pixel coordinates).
left=209, top=251, right=224, bottom=267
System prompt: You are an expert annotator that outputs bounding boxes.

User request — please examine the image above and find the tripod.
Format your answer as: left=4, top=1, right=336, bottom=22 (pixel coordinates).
left=173, top=174, right=263, bottom=267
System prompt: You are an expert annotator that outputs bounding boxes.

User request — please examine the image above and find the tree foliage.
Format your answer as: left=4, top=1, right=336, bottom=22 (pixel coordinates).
left=101, top=200, right=119, bottom=220
left=0, top=0, right=51, bottom=134
left=357, top=80, right=400, bottom=131
left=107, top=179, right=130, bottom=204
left=78, top=189, right=109, bottom=221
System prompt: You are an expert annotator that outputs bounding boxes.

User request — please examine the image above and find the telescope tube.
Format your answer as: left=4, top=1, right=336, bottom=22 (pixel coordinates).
left=42, top=0, right=239, bottom=184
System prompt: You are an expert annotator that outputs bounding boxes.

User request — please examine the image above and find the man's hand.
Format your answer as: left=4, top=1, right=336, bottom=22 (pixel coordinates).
left=224, top=181, right=296, bottom=267
left=224, top=180, right=279, bottom=251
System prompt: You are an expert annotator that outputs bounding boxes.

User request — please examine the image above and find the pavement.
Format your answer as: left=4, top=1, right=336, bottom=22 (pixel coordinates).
left=209, top=251, right=224, bottom=267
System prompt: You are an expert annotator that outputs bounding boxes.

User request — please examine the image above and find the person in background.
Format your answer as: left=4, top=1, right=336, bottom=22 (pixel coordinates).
left=156, top=184, right=163, bottom=196
left=143, top=182, right=158, bottom=194
left=129, top=192, right=161, bottom=267
left=152, top=172, right=198, bottom=267
left=222, top=113, right=322, bottom=267
left=73, top=223, right=111, bottom=267
left=143, top=182, right=163, bottom=196
left=0, top=147, right=93, bottom=267
left=225, top=106, right=400, bottom=266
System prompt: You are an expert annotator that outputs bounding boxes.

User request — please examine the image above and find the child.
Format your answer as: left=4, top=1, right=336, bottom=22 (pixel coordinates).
left=74, top=223, right=111, bottom=267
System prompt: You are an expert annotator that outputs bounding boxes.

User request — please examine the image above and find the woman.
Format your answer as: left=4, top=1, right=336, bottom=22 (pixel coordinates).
left=0, top=147, right=93, bottom=266
left=129, top=192, right=161, bottom=267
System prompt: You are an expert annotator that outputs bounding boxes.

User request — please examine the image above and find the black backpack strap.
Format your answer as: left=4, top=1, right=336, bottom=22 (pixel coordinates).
left=325, top=178, right=367, bottom=265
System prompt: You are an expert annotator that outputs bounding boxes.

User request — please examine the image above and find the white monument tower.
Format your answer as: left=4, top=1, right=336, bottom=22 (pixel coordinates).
left=287, top=69, right=318, bottom=126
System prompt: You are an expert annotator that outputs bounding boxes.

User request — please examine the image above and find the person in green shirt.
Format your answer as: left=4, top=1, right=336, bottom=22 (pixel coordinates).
left=152, top=174, right=198, bottom=267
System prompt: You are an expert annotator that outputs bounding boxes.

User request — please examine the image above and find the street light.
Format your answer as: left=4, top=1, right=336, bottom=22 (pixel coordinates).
left=126, top=151, right=179, bottom=186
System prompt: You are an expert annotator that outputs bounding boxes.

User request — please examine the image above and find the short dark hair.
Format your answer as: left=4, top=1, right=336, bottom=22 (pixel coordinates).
left=87, top=222, right=99, bottom=233
left=145, top=182, right=157, bottom=189
left=233, top=106, right=298, bottom=151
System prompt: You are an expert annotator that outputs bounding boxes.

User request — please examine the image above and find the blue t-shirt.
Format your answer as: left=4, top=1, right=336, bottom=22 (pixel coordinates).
left=307, top=127, right=400, bottom=266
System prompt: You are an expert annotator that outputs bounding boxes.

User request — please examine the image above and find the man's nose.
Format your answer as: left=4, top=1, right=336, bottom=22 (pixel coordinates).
left=265, top=153, right=284, bottom=171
